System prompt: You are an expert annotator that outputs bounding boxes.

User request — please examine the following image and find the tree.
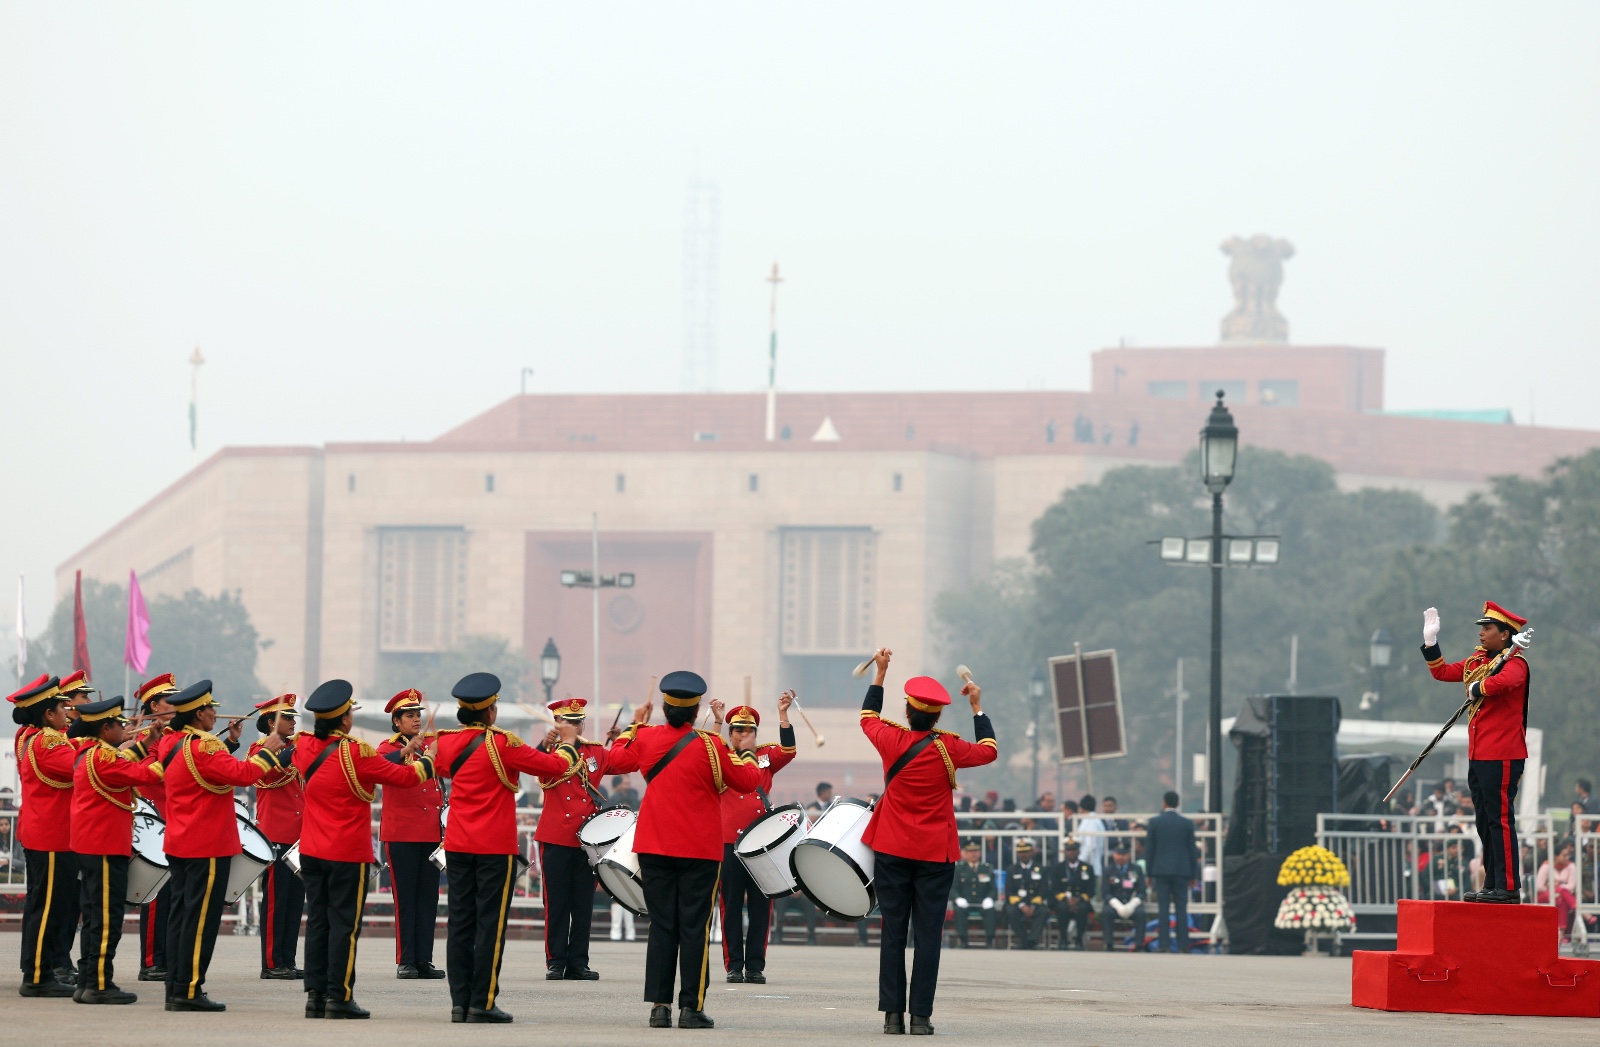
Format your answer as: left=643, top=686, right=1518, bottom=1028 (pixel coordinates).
left=936, top=448, right=1440, bottom=808
left=369, top=635, right=535, bottom=708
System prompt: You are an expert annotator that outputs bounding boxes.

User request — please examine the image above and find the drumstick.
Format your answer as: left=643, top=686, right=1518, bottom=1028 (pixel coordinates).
left=609, top=703, right=626, bottom=732
left=956, top=664, right=976, bottom=688
left=852, top=657, right=875, bottom=678
left=790, top=695, right=825, bottom=748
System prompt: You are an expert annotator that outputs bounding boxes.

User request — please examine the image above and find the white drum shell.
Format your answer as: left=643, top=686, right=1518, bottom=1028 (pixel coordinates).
left=578, top=806, right=638, bottom=868
left=789, top=798, right=876, bottom=920
left=429, top=804, right=450, bottom=871
left=226, top=816, right=275, bottom=904
left=127, top=811, right=171, bottom=905
left=735, top=805, right=809, bottom=899
left=596, top=822, right=648, bottom=917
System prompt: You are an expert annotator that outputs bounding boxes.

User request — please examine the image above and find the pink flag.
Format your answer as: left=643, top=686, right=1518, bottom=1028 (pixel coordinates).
left=125, top=570, right=151, bottom=674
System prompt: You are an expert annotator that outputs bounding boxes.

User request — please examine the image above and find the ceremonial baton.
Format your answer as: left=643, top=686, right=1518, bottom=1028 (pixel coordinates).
left=1382, top=629, right=1531, bottom=806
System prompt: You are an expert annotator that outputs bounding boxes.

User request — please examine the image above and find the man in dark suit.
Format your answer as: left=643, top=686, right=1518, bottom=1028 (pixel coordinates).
left=1142, top=791, right=1200, bottom=953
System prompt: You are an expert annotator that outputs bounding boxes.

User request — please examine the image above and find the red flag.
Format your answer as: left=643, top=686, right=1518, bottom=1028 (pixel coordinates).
left=72, top=569, right=92, bottom=680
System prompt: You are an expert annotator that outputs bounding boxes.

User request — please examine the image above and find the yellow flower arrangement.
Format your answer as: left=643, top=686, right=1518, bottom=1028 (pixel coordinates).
left=1276, top=845, right=1350, bottom=888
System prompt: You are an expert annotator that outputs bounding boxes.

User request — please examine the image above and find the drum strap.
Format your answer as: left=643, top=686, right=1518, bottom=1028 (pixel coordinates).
left=756, top=786, right=773, bottom=810
left=884, top=735, right=937, bottom=788
left=645, top=730, right=699, bottom=783
left=451, top=731, right=488, bottom=777
left=160, top=737, right=189, bottom=771
left=301, top=740, right=342, bottom=785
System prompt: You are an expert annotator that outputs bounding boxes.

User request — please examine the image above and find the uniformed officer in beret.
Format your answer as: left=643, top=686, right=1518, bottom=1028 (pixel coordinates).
left=535, top=697, right=613, bottom=982
left=249, top=693, right=307, bottom=979
left=949, top=840, right=998, bottom=948
left=67, top=696, right=163, bottom=1003
left=377, top=689, right=446, bottom=980
left=606, top=670, right=762, bottom=1030
left=8, top=674, right=78, bottom=997
left=296, top=679, right=435, bottom=1019
left=432, top=672, right=580, bottom=1024
left=859, top=648, right=997, bottom=1036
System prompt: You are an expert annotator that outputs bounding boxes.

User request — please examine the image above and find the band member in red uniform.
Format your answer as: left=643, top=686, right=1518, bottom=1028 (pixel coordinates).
left=129, top=673, right=179, bottom=982
left=250, top=694, right=306, bottom=979
left=296, top=679, right=435, bottom=1020
left=860, top=648, right=997, bottom=1035
left=9, top=674, right=77, bottom=997
left=535, top=696, right=611, bottom=983
left=433, top=672, right=579, bottom=1024
left=377, top=689, right=445, bottom=980
left=607, top=670, right=761, bottom=1030
left=67, top=697, right=163, bottom=1004
left=156, top=680, right=287, bottom=1011
left=1421, top=601, right=1532, bottom=903
left=715, top=692, right=797, bottom=985
left=52, top=668, right=99, bottom=983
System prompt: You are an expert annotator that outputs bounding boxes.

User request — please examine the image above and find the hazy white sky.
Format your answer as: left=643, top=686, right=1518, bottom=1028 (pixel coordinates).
left=3, top=2, right=1598, bottom=632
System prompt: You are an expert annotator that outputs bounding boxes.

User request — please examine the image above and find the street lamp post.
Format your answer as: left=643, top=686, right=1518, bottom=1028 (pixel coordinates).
left=1028, top=666, right=1047, bottom=805
left=559, top=514, right=635, bottom=739
left=1199, top=391, right=1239, bottom=815
left=540, top=637, right=562, bottom=704
left=1363, top=628, right=1394, bottom=715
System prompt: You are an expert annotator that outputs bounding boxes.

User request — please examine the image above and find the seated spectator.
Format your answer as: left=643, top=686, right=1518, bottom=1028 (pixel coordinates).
left=1577, top=778, right=1599, bottom=817
left=1429, top=837, right=1466, bottom=900
left=1536, top=844, right=1578, bottom=942
left=1101, top=796, right=1133, bottom=853
left=1005, top=840, right=1051, bottom=949
left=1100, top=842, right=1146, bottom=951
left=950, top=840, right=998, bottom=948
left=608, top=775, right=640, bottom=810
left=1049, top=838, right=1096, bottom=951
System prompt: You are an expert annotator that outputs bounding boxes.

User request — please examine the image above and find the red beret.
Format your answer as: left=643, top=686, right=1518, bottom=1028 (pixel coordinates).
left=904, top=676, right=951, bottom=713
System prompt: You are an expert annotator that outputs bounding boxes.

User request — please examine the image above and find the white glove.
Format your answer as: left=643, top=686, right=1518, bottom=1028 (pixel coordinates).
left=981, top=897, right=994, bottom=910
left=1423, top=607, right=1440, bottom=646
left=955, top=897, right=969, bottom=908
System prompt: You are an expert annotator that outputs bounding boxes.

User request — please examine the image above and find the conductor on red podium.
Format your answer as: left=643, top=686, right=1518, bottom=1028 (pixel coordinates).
left=1420, top=601, right=1530, bottom=903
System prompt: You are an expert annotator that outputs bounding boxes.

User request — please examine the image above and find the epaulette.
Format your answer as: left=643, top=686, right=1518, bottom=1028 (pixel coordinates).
left=876, top=716, right=910, bottom=732
left=37, top=730, right=67, bottom=749
left=198, top=733, right=225, bottom=754
left=353, top=738, right=378, bottom=758
left=495, top=727, right=524, bottom=748
left=695, top=728, right=721, bottom=741
left=933, top=727, right=960, bottom=738
left=434, top=726, right=466, bottom=736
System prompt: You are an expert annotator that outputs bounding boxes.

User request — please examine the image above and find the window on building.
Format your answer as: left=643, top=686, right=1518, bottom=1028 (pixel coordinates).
left=1147, top=381, right=1187, bottom=400
left=1259, top=380, right=1299, bottom=407
left=616, top=473, right=626, bottom=493
left=379, top=528, right=468, bottom=653
left=1200, top=380, right=1247, bottom=404
left=485, top=473, right=495, bottom=493
left=347, top=474, right=356, bottom=493
left=893, top=473, right=903, bottom=492
left=781, top=529, right=876, bottom=656
left=749, top=473, right=760, bottom=493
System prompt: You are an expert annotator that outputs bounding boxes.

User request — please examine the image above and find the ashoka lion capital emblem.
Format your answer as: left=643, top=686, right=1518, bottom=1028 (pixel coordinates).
left=1220, top=234, right=1294, bottom=343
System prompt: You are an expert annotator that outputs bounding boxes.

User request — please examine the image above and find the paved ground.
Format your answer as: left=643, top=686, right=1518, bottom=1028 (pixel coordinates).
left=2, top=933, right=1595, bottom=1044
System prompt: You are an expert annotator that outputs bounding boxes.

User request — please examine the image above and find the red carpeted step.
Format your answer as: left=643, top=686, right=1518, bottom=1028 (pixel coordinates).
left=1353, top=899, right=1600, bottom=1017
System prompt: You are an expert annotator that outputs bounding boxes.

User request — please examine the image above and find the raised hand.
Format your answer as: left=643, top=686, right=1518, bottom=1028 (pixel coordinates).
left=873, top=647, right=893, bottom=686
left=632, top=701, right=654, bottom=725
left=1422, top=607, right=1441, bottom=646
left=777, top=690, right=794, bottom=722
left=962, top=680, right=983, bottom=714
left=709, top=698, right=726, bottom=723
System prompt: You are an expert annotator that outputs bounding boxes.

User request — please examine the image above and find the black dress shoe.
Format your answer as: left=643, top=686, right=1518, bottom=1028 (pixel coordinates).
left=397, top=964, right=420, bottom=980
left=19, top=979, right=75, bottom=998
left=261, top=967, right=300, bottom=980
left=909, top=1015, right=935, bottom=1035
left=54, top=967, right=77, bottom=986
left=305, top=990, right=327, bottom=1018
left=451, top=1005, right=466, bottom=1023
left=1461, top=891, right=1481, bottom=902
left=166, top=993, right=226, bottom=1012
left=649, top=1004, right=673, bottom=1028
left=1479, top=888, right=1521, bottom=904
left=726, top=969, right=745, bottom=983
left=745, top=971, right=766, bottom=984
left=885, top=1012, right=906, bottom=1034
left=325, top=998, right=371, bottom=1019
left=547, top=965, right=566, bottom=981
left=417, top=962, right=447, bottom=979
left=76, top=985, right=138, bottom=1005
left=564, top=966, right=600, bottom=980
left=467, top=1005, right=514, bottom=1023
left=679, top=1008, right=715, bottom=1029
left=138, top=966, right=168, bottom=982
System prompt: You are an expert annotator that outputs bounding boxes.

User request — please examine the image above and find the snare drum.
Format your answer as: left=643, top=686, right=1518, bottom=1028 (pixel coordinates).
left=789, top=797, right=876, bottom=920
left=578, top=805, right=637, bottom=867
left=226, top=815, right=275, bottom=904
left=596, top=822, right=648, bottom=917
left=735, top=804, right=809, bottom=899
left=127, top=809, right=171, bottom=905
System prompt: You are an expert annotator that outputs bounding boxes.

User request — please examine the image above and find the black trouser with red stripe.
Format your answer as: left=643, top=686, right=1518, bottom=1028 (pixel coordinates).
left=76, top=854, right=130, bottom=991
left=165, top=855, right=232, bottom=1001
left=540, top=842, right=596, bottom=973
left=19, top=849, right=77, bottom=984
left=639, top=853, right=720, bottom=1010
left=385, top=841, right=440, bottom=968
left=1468, top=758, right=1525, bottom=893
left=139, top=882, right=171, bottom=970
left=718, top=843, right=772, bottom=975
left=301, top=855, right=369, bottom=1002
left=259, top=847, right=304, bottom=971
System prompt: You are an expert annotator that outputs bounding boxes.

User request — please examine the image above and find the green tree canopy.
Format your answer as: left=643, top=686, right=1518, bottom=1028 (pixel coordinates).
left=369, top=635, right=535, bottom=708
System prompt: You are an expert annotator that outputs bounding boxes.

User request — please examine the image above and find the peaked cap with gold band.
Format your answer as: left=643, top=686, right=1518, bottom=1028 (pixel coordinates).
left=255, top=693, right=298, bottom=717
left=136, top=672, right=179, bottom=708
left=725, top=705, right=760, bottom=729
left=659, top=670, right=707, bottom=708
left=904, top=676, right=952, bottom=714
left=76, top=696, right=129, bottom=724
left=1474, top=601, right=1528, bottom=633
left=386, top=688, right=424, bottom=716
left=547, top=697, right=588, bottom=722
left=453, top=671, right=502, bottom=711
left=58, top=669, right=97, bottom=698
left=6, top=674, right=61, bottom=709
left=168, top=679, right=219, bottom=714
left=306, top=679, right=357, bottom=719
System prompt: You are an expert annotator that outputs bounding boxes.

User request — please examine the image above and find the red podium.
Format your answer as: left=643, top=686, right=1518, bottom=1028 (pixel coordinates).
left=1353, top=899, right=1600, bottom=1017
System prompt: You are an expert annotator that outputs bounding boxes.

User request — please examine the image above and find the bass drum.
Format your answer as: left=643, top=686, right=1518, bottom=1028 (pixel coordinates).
left=735, top=804, right=809, bottom=899
left=789, top=797, right=876, bottom=920
left=596, top=821, right=648, bottom=917
left=578, top=805, right=637, bottom=867
left=127, top=808, right=171, bottom=905
left=225, top=814, right=275, bottom=905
